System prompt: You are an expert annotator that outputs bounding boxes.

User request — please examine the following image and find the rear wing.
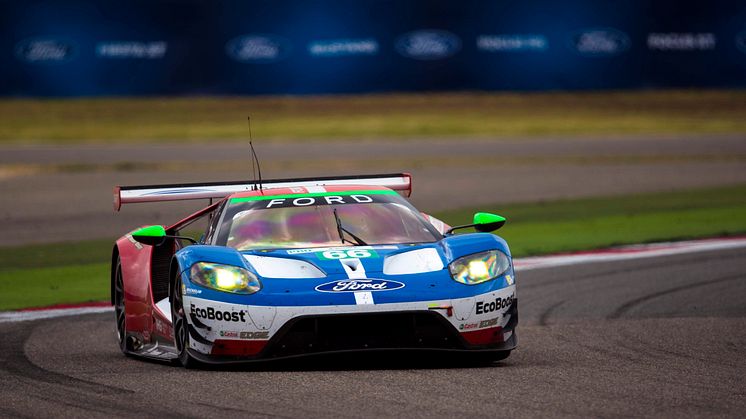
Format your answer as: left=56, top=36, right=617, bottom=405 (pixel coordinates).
left=114, top=173, right=412, bottom=211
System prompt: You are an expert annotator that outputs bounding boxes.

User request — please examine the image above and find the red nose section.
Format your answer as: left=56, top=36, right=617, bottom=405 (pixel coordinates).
left=211, top=339, right=268, bottom=356
left=460, top=326, right=504, bottom=346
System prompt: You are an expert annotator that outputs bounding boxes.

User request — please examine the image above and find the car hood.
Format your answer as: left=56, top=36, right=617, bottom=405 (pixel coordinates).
left=176, top=233, right=513, bottom=306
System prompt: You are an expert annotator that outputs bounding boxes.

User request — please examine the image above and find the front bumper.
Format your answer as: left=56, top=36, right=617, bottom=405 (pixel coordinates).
left=183, top=286, right=518, bottom=363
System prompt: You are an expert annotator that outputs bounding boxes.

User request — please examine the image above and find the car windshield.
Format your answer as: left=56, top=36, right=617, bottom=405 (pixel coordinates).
left=216, top=190, right=440, bottom=250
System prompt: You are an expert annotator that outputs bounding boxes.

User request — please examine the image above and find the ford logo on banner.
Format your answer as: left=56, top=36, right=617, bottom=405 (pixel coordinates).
left=15, top=38, right=76, bottom=63
left=315, top=279, right=405, bottom=293
left=736, top=32, right=746, bottom=54
left=571, top=28, right=630, bottom=56
left=226, top=35, right=290, bottom=63
left=395, top=30, right=461, bottom=60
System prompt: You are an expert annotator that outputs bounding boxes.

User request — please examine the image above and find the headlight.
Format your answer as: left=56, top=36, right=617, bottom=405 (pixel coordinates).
left=189, top=262, right=261, bottom=294
left=449, top=250, right=511, bottom=285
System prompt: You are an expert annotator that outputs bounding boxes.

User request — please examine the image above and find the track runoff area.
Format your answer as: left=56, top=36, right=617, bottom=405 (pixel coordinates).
left=2, top=236, right=744, bottom=323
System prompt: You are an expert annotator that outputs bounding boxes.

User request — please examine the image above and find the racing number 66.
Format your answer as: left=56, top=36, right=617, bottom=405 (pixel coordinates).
left=321, top=249, right=373, bottom=259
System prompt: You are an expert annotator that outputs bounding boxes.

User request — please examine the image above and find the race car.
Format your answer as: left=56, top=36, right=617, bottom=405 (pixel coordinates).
left=111, top=173, right=517, bottom=367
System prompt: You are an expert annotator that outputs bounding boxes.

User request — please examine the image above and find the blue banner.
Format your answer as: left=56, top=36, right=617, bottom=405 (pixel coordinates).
left=1, top=0, right=745, bottom=96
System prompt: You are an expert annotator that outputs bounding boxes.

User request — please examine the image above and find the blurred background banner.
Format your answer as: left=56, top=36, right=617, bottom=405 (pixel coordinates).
left=2, top=0, right=745, bottom=96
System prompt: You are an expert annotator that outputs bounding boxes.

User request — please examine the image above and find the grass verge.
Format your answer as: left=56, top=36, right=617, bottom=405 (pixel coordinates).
left=1, top=90, right=745, bottom=142
left=2, top=184, right=745, bottom=310
left=0, top=264, right=109, bottom=311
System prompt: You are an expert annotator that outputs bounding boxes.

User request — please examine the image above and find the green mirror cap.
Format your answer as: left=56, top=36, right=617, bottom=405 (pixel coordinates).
left=473, top=212, right=506, bottom=232
left=132, top=225, right=166, bottom=238
left=473, top=212, right=506, bottom=225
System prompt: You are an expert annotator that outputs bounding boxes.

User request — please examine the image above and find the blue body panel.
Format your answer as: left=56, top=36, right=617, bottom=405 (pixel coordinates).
left=174, top=233, right=514, bottom=307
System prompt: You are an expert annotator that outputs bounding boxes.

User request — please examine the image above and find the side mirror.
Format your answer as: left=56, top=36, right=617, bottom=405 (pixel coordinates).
left=131, top=225, right=199, bottom=246
left=473, top=212, right=506, bottom=232
left=131, top=225, right=167, bottom=246
left=445, top=212, right=506, bottom=235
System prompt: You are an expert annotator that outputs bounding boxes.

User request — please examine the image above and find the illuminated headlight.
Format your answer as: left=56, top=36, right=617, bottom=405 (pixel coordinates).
left=189, top=262, right=261, bottom=294
left=449, top=250, right=511, bottom=285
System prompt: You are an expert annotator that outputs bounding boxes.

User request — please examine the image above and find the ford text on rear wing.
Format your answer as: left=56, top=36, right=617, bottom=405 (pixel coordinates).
left=113, top=173, right=412, bottom=211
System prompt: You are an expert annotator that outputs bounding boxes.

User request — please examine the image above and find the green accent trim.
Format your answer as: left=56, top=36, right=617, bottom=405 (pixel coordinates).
left=230, top=189, right=397, bottom=204
left=473, top=212, right=506, bottom=225
left=132, top=225, right=166, bottom=237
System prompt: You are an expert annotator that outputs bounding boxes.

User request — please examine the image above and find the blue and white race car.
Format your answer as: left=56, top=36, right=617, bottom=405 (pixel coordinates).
left=112, top=173, right=517, bottom=367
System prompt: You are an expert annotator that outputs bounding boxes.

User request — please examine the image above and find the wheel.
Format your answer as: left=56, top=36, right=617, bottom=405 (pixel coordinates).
left=113, top=256, right=130, bottom=355
left=171, top=274, right=199, bottom=368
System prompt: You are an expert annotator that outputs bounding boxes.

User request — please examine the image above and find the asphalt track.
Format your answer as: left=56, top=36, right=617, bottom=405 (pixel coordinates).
left=2, top=134, right=746, bottom=245
left=1, top=246, right=744, bottom=418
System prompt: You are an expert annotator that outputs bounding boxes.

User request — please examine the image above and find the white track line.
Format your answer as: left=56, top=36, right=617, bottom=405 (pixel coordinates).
left=2, top=237, right=745, bottom=323
left=514, top=237, right=746, bottom=271
left=0, top=306, right=112, bottom=323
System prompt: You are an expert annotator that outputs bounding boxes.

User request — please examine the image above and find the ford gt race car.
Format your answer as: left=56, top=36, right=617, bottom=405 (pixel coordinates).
left=111, top=173, right=517, bottom=367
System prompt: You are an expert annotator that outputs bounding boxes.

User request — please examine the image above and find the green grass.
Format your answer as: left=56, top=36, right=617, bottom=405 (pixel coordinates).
left=1, top=90, right=745, bottom=142
left=440, top=184, right=746, bottom=255
left=2, top=184, right=745, bottom=310
left=0, top=264, right=109, bottom=311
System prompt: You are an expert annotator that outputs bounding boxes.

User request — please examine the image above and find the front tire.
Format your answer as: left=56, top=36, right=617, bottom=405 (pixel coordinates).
left=171, top=274, right=199, bottom=368
left=113, top=256, right=129, bottom=355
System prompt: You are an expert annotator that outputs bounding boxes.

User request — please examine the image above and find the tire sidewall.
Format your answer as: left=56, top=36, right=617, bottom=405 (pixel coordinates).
left=172, top=274, right=198, bottom=368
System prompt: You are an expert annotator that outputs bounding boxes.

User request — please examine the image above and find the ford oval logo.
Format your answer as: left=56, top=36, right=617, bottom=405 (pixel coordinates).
left=226, top=35, right=290, bottom=63
left=571, top=28, right=630, bottom=56
left=395, top=30, right=461, bottom=60
left=315, top=279, right=405, bottom=293
left=15, top=38, right=76, bottom=63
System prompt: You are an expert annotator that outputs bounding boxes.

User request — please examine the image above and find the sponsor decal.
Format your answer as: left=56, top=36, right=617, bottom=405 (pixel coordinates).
left=505, top=274, right=514, bottom=285
left=571, top=28, right=630, bottom=56
left=287, top=245, right=397, bottom=255
left=479, top=316, right=499, bottom=328
left=96, top=41, right=167, bottom=59
left=475, top=293, right=514, bottom=315
left=477, top=34, right=548, bottom=52
left=231, top=190, right=396, bottom=206
left=317, top=249, right=378, bottom=260
left=226, top=35, right=290, bottom=63
left=309, top=38, right=379, bottom=57
left=264, top=194, right=374, bottom=209
left=190, top=303, right=246, bottom=322
left=395, top=30, right=461, bottom=60
left=354, top=291, right=374, bottom=305
left=460, top=317, right=498, bottom=330
left=647, top=33, right=716, bottom=51
left=287, top=248, right=320, bottom=255
left=737, top=32, right=746, bottom=54
left=185, top=287, right=202, bottom=295
left=315, top=279, right=405, bottom=293
left=240, top=331, right=270, bottom=339
left=220, top=330, right=239, bottom=338
left=15, top=38, right=76, bottom=63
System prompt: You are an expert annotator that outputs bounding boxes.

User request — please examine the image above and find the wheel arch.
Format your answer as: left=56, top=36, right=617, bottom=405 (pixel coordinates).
left=168, top=256, right=182, bottom=304
left=110, top=244, right=120, bottom=305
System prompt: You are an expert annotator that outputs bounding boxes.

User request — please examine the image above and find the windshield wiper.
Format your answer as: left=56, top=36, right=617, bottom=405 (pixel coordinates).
left=333, top=208, right=367, bottom=246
